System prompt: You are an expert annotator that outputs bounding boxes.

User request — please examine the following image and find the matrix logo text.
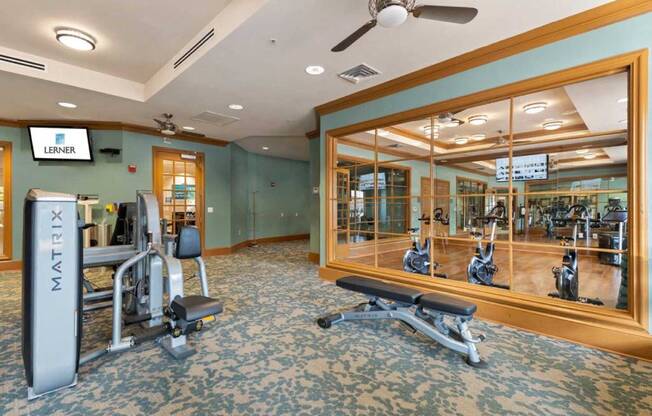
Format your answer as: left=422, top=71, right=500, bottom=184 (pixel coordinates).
left=50, top=209, right=63, bottom=291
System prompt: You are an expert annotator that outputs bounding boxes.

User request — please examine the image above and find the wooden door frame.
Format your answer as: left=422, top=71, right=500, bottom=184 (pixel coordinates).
left=0, top=141, right=11, bottom=260
left=152, top=147, right=205, bottom=251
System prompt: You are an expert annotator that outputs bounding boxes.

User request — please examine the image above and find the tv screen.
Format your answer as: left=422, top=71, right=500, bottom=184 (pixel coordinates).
left=496, top=154, right=548, bottom=182
left=359, top=172, right=386, bottom=191
left=28, top=126, right=93, bottom=161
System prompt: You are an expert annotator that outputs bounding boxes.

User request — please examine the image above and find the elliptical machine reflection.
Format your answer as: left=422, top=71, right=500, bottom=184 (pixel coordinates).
left=467, top=201, right=509, bottom=290
left=549, top=204, right=604, bottom=306
left=402, top=209, right=448, bottom=278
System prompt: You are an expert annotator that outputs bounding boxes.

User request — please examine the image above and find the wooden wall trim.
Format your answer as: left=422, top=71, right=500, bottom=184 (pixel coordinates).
left=308, top=252, right=320, bottom=264
left=0, top=118, right=229, bottom=147
left=0, top=260, right=21, bottom=271
left=318, top=265, right=652, bottom=361
left=315, top=0, right=652, bottom=116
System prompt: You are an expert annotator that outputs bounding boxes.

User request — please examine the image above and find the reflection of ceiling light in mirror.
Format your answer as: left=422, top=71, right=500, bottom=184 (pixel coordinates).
left=542, top=121, right=563, bottom=130
left=58, top=102, right=77, bottom=108
left=262, top=146, right=270, bottom=151
left=471, top=134, right=486, bottom=141
left=454, top=137, right=469, bottom=145
left=617, top=97, right=628, bottom=104
left=583, top=154, right=596, bottom=160
left=576, top=149, right=589, bottom=154
left=561, top=110, right=578, bottom=116
left=377, top=129, right=390, bottom=137
left=445, top=119, right=461, bottom=128
left=182, top=126, right=195, bottom=131
left=523, top=102, right=547, bottom=114
left=422, top=124, right=439, bottom=137
left=468, top=115, right=488, bottom=125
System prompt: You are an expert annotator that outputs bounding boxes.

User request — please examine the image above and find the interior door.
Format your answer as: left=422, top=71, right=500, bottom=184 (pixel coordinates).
left=420, top=177, right=450, bottom=239
left=153, top=149, right=204, bottom=245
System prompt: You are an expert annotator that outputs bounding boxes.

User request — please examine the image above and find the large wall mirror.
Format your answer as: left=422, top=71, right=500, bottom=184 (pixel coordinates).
left=329, top=69, right=631, bottom=312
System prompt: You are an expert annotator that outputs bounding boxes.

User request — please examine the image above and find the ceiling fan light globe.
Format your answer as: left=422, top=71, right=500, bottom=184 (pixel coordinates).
left=377, top=4, right=408, bottom=27
left=161, top=129, right=175, bottom=136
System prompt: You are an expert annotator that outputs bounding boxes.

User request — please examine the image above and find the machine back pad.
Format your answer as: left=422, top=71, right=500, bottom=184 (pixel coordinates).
left=175, top=226, right=202, bottom=259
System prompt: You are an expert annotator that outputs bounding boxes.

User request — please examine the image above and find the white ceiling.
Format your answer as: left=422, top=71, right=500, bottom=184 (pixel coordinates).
left=0, top=0, right=613, bottom=160
left=0, top=0, right=233, bottom=82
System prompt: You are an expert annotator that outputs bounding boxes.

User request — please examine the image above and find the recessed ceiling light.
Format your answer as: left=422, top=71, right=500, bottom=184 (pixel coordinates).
left=523, top=102, right=548, bottom=114
left=422, top=124, right=439, bottom=137
left=262, top=146, right=270, bottom=151
left=619, top=119, right=628, bottom=124
left=455, top=137, right=469, bottom=145
left=584, top=153, right=597, bottom=160
left=228, top=104, right=244, bottom=110
left=57, top=101, right=77, bottom=108
left=471, top=134, right=486, bottom=141
left=468, top=115, right=488, bottom=126
left=617, top=97, right=628, bottom=104
left=182, top=126, right=195, bottom=131
left=55, top=28, right=96, bottom=51
left=305, top=65, right=325, bottom=75
left=576, top=149, right=589, bottom=154
left=542, top=121, right=563, bottom=130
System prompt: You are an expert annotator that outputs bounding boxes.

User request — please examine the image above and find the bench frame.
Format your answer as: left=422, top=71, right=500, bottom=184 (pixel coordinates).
left=319, top=295, right=486, bottom=367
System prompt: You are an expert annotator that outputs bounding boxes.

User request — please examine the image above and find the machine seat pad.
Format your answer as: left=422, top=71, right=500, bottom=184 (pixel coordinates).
left=171, top=295, right=223, bottom=322
left=336, top=276, right=422, bottom=304
left=419, top=293, right=477, bottom=316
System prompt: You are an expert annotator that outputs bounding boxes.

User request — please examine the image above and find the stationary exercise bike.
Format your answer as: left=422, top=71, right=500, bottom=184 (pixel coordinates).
left=548, top=204, right=604, bottom=305
left=467, top=202, right=509, bottom=289
left=402, top=210, right=447, bottom=278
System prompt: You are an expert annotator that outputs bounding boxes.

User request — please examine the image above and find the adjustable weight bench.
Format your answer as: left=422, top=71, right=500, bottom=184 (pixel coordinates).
left=318, top=276, right=487, bottom=367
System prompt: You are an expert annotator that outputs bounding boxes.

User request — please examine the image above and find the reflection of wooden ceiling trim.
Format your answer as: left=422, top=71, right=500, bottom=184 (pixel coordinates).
left=557, top=162, right=627, bottom=171
left=338, top=136, right=422, bottom=160
left=305, top=129, right=320, bottom=140
left=315, top=1, right=652, bottom=116
left=0, top=118, right=229, bottom=147
left=437, top=136, right=627, bottom=165
left=386, top=126, right=455, bottom=150
left=444, top=163, right=492, bottom=178
left=454, top=123, right=589, bottom=149
left=557, top=154, right=610, bottom=164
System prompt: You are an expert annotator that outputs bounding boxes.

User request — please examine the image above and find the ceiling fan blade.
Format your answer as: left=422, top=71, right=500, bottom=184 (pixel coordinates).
left=331, top=20, right=377, bottom=52
left=153, top=118, right=165, bottom=127
left=412, top=6, right=478, bottom=24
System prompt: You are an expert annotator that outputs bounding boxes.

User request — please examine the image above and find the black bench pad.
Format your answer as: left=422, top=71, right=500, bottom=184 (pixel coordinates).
left=336, top=276, right=422, bottom=304
left=171, top=295, right=223, bottom=322
left=419, top=293, right=477, bottom=316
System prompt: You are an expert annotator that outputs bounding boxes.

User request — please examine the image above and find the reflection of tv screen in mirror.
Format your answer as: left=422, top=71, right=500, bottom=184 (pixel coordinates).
left=359, top=172, right=386, bottom=190
left=496, top=154, right=548, bottom=182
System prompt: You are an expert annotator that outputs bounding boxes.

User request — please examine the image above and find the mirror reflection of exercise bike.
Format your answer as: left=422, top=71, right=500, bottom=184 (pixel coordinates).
left=402, top=208, right=448, bottom=278
left=548, top=204, right=604, bottom=306
left=467, top=202, right=509, bottom=290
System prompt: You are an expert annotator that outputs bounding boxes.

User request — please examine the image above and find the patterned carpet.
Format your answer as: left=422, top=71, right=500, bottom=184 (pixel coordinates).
left=1, top=240, right=651, bottom=415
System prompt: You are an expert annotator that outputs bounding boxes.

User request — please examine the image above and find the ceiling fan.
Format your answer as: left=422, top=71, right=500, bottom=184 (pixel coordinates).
left=153, top=113, right=178, bottom=136
left=332, top=0, right=478, bottom=52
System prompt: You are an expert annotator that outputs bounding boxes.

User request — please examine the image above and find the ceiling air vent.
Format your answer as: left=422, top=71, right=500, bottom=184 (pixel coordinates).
left=173, top=28, right=215, bottom=70
left=338, top=63, right=380, bottom=84
left=191, top=111, right=240, bottom=127
left=0, top=54, right=45, bottom=71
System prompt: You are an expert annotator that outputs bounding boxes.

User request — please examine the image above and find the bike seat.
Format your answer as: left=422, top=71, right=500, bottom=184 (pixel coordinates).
left=408, top=228, right=419, bottom=233
left=469, top=231, right=483, bottom=239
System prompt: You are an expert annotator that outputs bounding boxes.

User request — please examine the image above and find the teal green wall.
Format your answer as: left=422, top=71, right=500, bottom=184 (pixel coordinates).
left=230, top=144, right=310, bottom=244
left=319, top=12, right=652, bottom=331
left=309, top=139, right=320, bottom=254
left=0, top=126, right=309, bottom=259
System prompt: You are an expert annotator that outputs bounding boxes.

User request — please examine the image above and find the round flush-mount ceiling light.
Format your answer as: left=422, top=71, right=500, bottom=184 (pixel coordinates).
left=523, top=102, right=548, bottom=114
left=57, top=101, right=77, bottom=108
left=468, top=115, right=488, bottom=126
left=305, top=65, right=325, bottom=75
left=228, top=104, right=244, bottom=111
left=262, top=146, right=270, bottom=151
left=543, top=120, right=563, bottom=130
left=576, top=149, right=589, bottom=154
left=471, top=134, right=486, bottom=141
left=182, top=126, right=195, bottom=131
left=584, top=153, right=597, bottom=160
left=56, top=28, right=96, bottom=51
left=377, top=4, right=409, bottom=28
left=454, top=137, right=469, bottom=145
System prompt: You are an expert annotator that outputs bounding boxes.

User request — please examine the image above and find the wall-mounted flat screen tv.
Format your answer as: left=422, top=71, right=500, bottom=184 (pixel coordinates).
left=28, top=126, right=93, bottom=162
left=496, top=154, right=548, bottom=182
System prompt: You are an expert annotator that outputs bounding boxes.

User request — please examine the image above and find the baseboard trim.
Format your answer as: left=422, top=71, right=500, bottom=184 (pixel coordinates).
left=308, top=252, right=320, bottom=264
left=318, top=266, right=652, bottom=361
left=0, top=260, right=21, bottom=271
left=205, top=234, right=310, bottom=257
